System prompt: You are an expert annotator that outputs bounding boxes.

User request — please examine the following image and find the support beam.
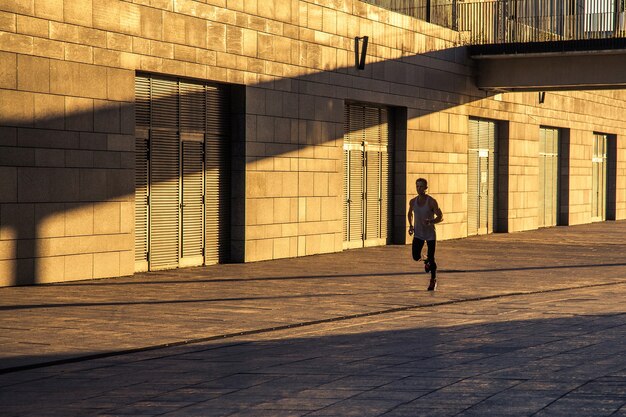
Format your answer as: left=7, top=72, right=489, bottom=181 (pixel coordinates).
left=475, top=51, right=626, bottom=92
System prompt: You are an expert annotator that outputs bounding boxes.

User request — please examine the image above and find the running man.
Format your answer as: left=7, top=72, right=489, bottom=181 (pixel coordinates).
left=408, top=178, right=443, bottom=291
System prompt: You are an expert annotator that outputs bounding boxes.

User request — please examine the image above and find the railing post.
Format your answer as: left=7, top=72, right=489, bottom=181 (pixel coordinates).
left=451, top=0, right=458, bottom=31
left=614, top=0, right=621, bottom=37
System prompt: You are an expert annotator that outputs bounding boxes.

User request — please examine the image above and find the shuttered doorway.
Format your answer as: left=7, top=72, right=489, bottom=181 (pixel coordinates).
left=592, top=133, right=608, bottom=222
left=135, top=74, right=229, bottom=272
left=539, top=127, right=560, bottom=228
left=343, top=103, right=392, bottom=249
left=468, top=118, right=497, bottom=236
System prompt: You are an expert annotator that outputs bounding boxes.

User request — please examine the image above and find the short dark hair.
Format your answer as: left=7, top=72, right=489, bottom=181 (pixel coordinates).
left=416, top=178, right=428, bottom=187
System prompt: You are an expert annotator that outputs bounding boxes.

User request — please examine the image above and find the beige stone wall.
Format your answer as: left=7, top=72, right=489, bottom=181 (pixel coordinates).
left=406, top=108, right=469, bottom=239
left=461, top=90, right=626, bottom=233
left=1, top=0, right=626, bottom=285
left=395, top=70, right=626, bottom=240
left=229, top=1, right=466, bottom=259
left=244, top=86, right=344, bottom=261
left=0, top=7, right=136, bottom=285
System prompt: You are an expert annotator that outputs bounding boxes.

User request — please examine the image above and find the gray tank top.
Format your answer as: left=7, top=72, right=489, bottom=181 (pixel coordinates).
left=413, top=196, right=436, bottom=241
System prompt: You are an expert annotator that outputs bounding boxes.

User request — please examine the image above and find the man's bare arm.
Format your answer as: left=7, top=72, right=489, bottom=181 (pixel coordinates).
left=407, top=197, right=415, bottom=233
left=430, top=198, right=443, bottom=224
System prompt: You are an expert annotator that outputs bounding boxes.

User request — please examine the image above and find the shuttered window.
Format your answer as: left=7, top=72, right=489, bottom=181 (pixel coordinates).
left=134, top=74, right=229, bottom=272
left=468, top=118, right=497, bottom=236
left=134, top=133, right=149, bottom=270
left=205, top=86, right=230, bottom=264
left=539, top=127, right=560, bottom=228
left=135, top=78, right=150, bottom=271
left=150, top=129, right=180, bottom=270
left=180, top=139, right=204, bottom=266
left=343, top=103, right=392, bottom=249
left=592, top=133, right=608, bottom=222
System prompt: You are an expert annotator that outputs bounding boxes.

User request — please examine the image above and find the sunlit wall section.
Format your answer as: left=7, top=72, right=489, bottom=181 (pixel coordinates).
left=0, top=11, right=135, bottom=286
left=463, top=89, right=626, bottom=233
left=2, top=0, right=626, bottom=284
left=0, top=70, right=135, bottom=284
left=239, top=1, right=465, bottom=260
left=407, top=108, right=469, bottom=240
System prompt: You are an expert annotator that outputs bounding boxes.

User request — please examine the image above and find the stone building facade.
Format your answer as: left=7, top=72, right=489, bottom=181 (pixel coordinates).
left=0, top=0, right=625, bottom=286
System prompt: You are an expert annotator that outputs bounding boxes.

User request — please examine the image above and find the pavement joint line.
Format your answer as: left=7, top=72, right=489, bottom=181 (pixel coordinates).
left=2, top=279, right=625, bottom=375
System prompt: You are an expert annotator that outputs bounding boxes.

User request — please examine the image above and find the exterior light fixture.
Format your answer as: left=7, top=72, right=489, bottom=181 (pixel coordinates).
left=539, top=91, right=546, bottom=103
left=355, top=36, right=368, bottom=70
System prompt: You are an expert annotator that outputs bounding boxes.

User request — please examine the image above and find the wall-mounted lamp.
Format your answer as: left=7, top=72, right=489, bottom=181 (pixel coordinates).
left=538, top=91, right=546, bottom=104
left=355, top=36, right=368, bottom=70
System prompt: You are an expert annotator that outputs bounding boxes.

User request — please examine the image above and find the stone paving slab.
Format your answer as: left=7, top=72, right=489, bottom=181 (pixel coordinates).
left=0, top=282, right=625, bottom=416
left=1, top=221, right=626, bottom=373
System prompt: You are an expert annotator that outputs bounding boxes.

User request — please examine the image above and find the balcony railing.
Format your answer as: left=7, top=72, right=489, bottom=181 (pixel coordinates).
left=361, top=0, right=626, bottom=45
left=361, top=0, right=457, bottom=28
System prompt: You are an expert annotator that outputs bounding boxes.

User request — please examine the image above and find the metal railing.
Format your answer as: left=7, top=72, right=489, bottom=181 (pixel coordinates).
left=361, top=0, right=457, bottom=28
left=361, top=0, right=626, bottom=45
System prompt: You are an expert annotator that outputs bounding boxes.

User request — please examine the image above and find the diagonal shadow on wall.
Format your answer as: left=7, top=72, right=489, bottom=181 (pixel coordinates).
left=1, top=43, right=548, bottom=286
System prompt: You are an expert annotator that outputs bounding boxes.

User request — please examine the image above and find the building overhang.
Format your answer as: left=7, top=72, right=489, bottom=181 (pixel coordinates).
left=470, top=38, right=626, bottom=92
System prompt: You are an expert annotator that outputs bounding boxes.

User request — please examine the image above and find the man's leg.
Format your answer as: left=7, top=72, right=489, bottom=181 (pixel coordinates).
left=426, top=240, right=437, bottom=291
left=426, top=239, right=437, bottom=276
left=412, top=238, right=425, bottom=261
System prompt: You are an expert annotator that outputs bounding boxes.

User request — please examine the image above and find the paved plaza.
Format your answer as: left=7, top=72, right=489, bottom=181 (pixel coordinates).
left=1, top=222, right=626, bottom=416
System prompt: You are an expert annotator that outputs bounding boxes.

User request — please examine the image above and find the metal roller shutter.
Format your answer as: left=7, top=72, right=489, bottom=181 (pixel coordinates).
left=479, top=151, right=489, bottom=234
left=592, top=133, right=607, bottom=221
left=180, top=81, right=206, bottom=132
left=344, top=105, right=364, bottom=247
left=179, top=81, right=206, bottom=268
left=343, top=103, right=391, bottom=249
left=486, top=120, right=496, bottom=234
left=135, top=76, right=150, bottom=270
left=365, top=150, right=381, bottom=244
left=205, top=134, right=228, bottom=264
left=150, top=129, right=180, bottom=270
left=364, top=106, right=379, bottom=245
left=550, top=131, right=558, bottom=226
left=205, top=85, right=230, bottom=265
left=539, top=127, right=559, bottom=227
left=468, top=120, right=479, bottom=236
left=381, top=150, right=390, bottom=239
left=539, top=128, right=546, bottom=227
left=343, top=148, right=349, bottom=242
left=468, top=118, right=497, bottom=236
left=134, top=73, right=229, bottom=272
left=380, top=111, right=391, bottom=240
left=364, top=107, right=389, bottom=247
left=180, top=140, right=204, bottom=266
left=150, top=77, right=178, bottom=128
left=348, top=146, right=364, bottom=244
left=135, top=77, right=150, bottom=128
left=134, top=135, right=149, bottom=270
left=149, top=77, right=180, bottom=270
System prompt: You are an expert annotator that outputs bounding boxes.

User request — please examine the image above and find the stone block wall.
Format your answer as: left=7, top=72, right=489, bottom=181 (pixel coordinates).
left=463, top=90, right=626, bottom=232
left=0, top=7, right=136, bottom=285
left=243, top=84, right=344, bottom=262
left=406, top=108, right=469, bottom=239
left=1, top=0, right=626, bottom=285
